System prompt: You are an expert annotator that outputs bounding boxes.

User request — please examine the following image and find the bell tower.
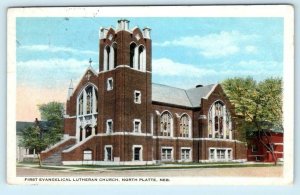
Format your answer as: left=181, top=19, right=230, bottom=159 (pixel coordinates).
left=97, top=19, right=153, bottom=162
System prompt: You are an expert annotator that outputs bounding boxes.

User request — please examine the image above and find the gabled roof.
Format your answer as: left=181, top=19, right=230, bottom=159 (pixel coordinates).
left=152, top=83, right=217, bottom=108
left=152, top=84, right=192, bottom=107
left=69, top=65, right=98, bottom=98
left=185, top=84, right=216, bottom=107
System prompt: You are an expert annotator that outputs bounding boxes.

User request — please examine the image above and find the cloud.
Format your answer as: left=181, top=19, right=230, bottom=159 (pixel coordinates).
left=19, top=44, right=98, bottom=55
left=152, top=58, right=282, bottom=88
left=245, top=45, right=258, bottom=54
left=152, top=58, right=217, bottom=77
left=153, top=31, right=259, bottom=58
left=17, top=58, right=98, bottom=71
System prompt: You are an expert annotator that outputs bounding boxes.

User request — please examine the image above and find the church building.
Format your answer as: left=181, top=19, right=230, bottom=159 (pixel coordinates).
left=41, top=19, right=247, bottom=165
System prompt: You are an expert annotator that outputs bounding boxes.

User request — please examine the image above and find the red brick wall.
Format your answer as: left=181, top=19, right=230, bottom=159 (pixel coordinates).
left=62, top=135, right=153, bottom=162
left=41, top=138, right=76, bottom=161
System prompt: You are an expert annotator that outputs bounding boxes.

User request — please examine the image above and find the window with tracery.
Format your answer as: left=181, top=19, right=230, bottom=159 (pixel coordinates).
left=129, top=43, right=146, bottom=71
left=207, top=101, right=232, bottom=139
left=160, top=112, right=172, bottom=136
left=179, top=114, right=190, bottom=138
left=130, top=43, right=136, bottom=68
left=77, top=85, right=98, bottom=115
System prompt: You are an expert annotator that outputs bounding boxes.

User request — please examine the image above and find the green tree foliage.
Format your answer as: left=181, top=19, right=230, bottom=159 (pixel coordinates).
left=222, top=77, right=283, bottom=163
left=20, top=101, right=64, bottom=166
left=38, top=102, right=64, bottom=143
left=21, top=125, right=48, bottom=154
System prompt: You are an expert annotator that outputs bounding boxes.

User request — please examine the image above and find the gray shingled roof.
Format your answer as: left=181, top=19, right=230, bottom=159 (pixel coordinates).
left=152, top=83, right=216, bottom=108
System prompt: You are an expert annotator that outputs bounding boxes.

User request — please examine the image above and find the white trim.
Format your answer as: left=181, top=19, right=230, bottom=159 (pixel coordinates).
left=132, top=145, right=143, bottom=161
left=99, top=64, right=152, bottom=74
left=62, top=160, right=156, bottom=166
left=106, top=77, right=113, bottom=91
left=152, top=136, right=244, bottom=143
left=83, top=150, right=92, bottom=161
left=273, top=142, right=284, bottom=146
left=199, top=159, right=247, bottom=163
left=64, top=115, right=77, bottom=119
left=63, top=135, right=95, bottom=153
left=133, top=119, right=142, bottom=133
left=208, top=147, right=233, bottom=161
left=106, top=119, right=113, bottom=134
left=160, top=110, right=174, bottom=137
left=134, top=90, right=141, bottom=104
left=70, top=67, right=98, bottom=98
left=104, top=145, right=113, bottom=161
left=179, top=113, right=192, bottom=138
left=41, top=137, right=76, bottom=153
left=161, top=146, right=174, bottom=161
left=180, top=147, right=192, bottom=162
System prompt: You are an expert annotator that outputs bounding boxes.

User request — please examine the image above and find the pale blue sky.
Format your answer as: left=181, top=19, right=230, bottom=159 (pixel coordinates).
left=16, top=17, right=283, bottom=90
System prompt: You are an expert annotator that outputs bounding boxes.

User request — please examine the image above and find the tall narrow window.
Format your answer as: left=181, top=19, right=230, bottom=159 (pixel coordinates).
left=210, top=149, right=215, bottom=160
left=106, top=46, right=110, bottom=71
left=112, top=43, right=117, bottom=68
left=106, top=120, right=113, bottom=133
left=86, top=86, right=93, bottom=114
left=133, top=147, right=142, bottom=161
left=130, top=43, right=136, bottom=68
left=208, top=101, right=231, bottom=139
left=179, top=114, right=190, bottom=138
left=225, top=110, right=231, bottom=139
left=134, top=90, right=141, bottom=104
left=227, top=150, right=232, bottom=160
left=133, top=119, right=141, bottom=133
left=79, top=95, right=83, bottom=115
left=160, top=112, right=172, bottom=136
left=105, top=146, right=113, bottom=161
left=107, top=78, right=113, bottom=91
left=138, top=45, right=144, bottom=70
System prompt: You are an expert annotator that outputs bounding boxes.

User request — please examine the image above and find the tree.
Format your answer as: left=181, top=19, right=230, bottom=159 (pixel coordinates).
left=222, top=77, right=283, bottom=164
left=20, top=102, right=64, bottom=167
left=38, top=102, right=64, bottom=144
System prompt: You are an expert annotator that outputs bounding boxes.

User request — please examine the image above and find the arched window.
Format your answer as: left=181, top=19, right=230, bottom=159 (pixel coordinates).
left=130, top=43, right=136, bottom=68
left=77, top=85, right=98, bottom=115
left=138, top=45, right=144, bottom=70
left=86, top=86, right=93, bottom=114
left=208, top=101, right=232, bottom=139
left=103, top=46, right=110, bottom=71
left=79, top=94, right=83, bottom=115
left=180, top=114, right=190, bottom=138
left=112, top=43, right=117, bottom=68
left=160, top=111, right=172, bottom=136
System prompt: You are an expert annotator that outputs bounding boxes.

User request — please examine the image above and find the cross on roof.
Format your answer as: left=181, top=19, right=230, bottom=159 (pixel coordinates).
left=89, top=58, right=92, bottom=66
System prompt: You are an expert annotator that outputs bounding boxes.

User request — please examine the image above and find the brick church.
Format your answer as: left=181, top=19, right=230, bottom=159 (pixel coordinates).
left=41, top=19, right=247, bottom=165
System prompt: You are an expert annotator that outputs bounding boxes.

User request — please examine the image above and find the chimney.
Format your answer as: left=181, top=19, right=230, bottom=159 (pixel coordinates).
left=117, top=19, right=130, bottom=31
left=99, top=27, right=109, bottom=39
left=143, top=27, right=151, bottom=39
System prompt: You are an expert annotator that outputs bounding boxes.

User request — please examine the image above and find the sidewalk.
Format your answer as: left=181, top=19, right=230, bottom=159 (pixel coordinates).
left=17, top=161, right=280, bottom=172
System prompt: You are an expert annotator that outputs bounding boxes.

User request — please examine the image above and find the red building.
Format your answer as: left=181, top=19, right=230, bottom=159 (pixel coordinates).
left=247, top=130, right=283, bottom=163
left=40, top=19, right=247, bottom=165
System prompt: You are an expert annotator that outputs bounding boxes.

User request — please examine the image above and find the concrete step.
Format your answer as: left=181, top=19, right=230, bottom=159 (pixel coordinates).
left=42, top=143, right=75, bottom=166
